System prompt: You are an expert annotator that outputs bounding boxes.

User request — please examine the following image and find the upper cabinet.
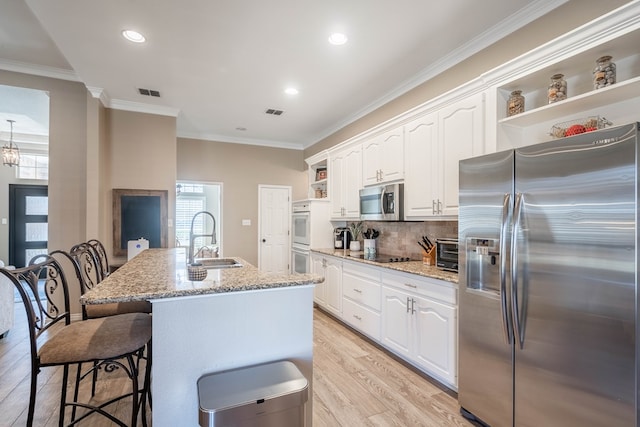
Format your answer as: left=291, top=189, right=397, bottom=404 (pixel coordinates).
left=362, top=127, right=404, bottom=186
left=330, top=144, right=362, bottom=220
left=488, top=2, right=640, bottom=150
left=305, top=151, right=329, bottom=200
left=404, top=93, right=485, bottom=219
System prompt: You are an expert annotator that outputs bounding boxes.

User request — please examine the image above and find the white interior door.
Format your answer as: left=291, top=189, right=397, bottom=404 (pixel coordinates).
left=258, top=185, right=291, bottom=273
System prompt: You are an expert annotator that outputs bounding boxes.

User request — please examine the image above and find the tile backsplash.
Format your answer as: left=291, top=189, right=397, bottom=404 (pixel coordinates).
left=360, top=220, right=458, bottom=260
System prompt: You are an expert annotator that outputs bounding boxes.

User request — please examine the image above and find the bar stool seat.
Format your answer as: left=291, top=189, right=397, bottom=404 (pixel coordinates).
left=39, top=312, right=151, bottom=365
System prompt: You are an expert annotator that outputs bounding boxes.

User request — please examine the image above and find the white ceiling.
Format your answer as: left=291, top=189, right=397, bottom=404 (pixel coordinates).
left=0, top=0, right=566, bottom=150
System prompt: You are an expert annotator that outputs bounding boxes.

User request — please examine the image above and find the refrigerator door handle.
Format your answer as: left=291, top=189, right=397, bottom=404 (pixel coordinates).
left=511, top=192, right=524, bottom=349
left=500, top=192, right=513, bottom=345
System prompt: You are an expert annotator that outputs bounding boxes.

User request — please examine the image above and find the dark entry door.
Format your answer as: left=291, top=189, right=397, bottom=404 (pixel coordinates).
left=9, top=184, right=48, bottom=268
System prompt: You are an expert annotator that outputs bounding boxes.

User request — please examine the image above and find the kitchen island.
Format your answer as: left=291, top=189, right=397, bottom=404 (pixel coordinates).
left=81, top=248, right=322, bottom=427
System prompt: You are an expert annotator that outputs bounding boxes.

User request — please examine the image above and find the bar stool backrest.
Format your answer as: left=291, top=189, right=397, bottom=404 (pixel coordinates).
left=0, top=256, right=71, bottom=355
left=87, top=239, right=110, bottom=282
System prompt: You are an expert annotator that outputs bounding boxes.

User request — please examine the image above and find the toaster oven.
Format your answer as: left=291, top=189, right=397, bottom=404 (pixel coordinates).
left=436, top=238, right=459, bottom=272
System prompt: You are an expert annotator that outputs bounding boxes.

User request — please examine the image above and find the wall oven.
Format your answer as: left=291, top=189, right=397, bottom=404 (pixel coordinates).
left=291, top=243, right=310, bottom=274
left=292, top=202, right=311, bottom=246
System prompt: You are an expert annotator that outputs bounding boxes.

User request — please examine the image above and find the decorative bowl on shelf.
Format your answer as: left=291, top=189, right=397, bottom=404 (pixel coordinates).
left=550, top=116, right=612, bottom=138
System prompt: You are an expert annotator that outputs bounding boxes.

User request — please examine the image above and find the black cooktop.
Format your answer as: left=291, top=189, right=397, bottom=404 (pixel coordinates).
left=359, top=253, right=413, bottom=263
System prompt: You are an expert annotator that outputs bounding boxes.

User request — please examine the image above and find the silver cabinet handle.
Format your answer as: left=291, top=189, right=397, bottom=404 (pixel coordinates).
left=406, top=297, right=411, bottom=313
left=353, top=288, right=362, bottom=293
left=353, top=314, right=362, bottom=321
left=404, top=283, right=417, bottom=289
left=432, top=199, right=436, bottom=213
left=411, top=298, right=416, bottom=315
left=437, top=199, right=443, bottom=215
left=500, top=193, right=513, bottom=345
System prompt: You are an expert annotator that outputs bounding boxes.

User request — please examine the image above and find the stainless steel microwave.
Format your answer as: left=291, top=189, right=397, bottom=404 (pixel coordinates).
left=359, top=183, right=404, bottom=221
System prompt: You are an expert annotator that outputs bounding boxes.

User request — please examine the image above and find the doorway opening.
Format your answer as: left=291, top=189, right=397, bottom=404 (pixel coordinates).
left=176, top=181, right=223, bottom=258
left=1, top=84, right=50, bottom=268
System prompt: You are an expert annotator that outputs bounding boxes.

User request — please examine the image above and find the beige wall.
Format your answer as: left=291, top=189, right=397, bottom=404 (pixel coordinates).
left=0, top=70, right=87, bottom=262
left=177, top=138, right=306, bottom=265
left=304, top=0, right=631, bottom=157
left=106, top=109, right=177, bottom=265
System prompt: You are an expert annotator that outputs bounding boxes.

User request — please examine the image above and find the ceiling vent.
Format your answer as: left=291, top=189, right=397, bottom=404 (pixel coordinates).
left=264, top=108, right=284, bottom=116
left=138, top=88, right=161, bottom=97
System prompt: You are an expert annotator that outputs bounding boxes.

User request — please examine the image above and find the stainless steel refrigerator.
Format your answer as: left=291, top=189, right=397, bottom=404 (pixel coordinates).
left=458, top=123, right=638, bottom=427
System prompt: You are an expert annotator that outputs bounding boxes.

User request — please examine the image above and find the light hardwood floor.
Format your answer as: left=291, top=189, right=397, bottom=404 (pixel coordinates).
left=1, top=303, right=473, bottom=426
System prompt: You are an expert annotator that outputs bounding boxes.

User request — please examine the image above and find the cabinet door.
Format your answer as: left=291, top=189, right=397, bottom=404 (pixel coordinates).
left=324, top=258, right=343, bottom=316
left=342, top=146, right=362, bottom=219
left=362, top=137, right=381, bottom=186
left=381, top=286, right=412, bottom=358
left=329, top=153, right=345, bottom=218
left=379, top=127, right=404, bottom=183
left=311, top=255, right=326, bottom=305
left=404, top=113, right=438, bottom=218
left=439, top=92, right=485, bottom=216
left=413, top=295, right=457, bottom=385
left=363, top=129, right=404, bottom=186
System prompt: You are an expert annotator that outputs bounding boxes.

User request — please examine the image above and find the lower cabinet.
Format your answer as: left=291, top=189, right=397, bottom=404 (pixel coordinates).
left=381, top=272, right=458, bottom=387
left=311, top=252, right=342, bottom=317
left=342, top=261, right=381, bottom=340
left=312, top=252, right=458, bottom=389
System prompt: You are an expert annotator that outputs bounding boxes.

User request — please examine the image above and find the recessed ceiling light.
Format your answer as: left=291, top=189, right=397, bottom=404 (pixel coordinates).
left=328, top=33, right=348, bottom=45
left=122, top=30, right=146, bottom=43
left=284, top=87, right=299, bottom=95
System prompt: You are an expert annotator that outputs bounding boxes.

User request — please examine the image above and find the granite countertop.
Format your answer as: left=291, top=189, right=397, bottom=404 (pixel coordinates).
left=81, top=248, right=322, bottom=305
left=311, top=248, right=459, bottom=284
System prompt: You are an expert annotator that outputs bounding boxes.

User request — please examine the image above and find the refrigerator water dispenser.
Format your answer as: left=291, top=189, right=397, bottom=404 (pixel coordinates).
left=466, top=238, right=500, bottom=295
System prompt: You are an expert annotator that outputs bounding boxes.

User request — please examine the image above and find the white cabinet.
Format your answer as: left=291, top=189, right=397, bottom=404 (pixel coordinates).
left=404, top=112, right=438, bottom=218
left=342, top=261, right=382, bottom=340
left=330, top=144, right=362, bottom=220
left=311, top=253, right=326, bottom=305
left=404, top=93, right=485, bottom=219
left=362, top=127, right=404, bottom=186
left=381, top=272, right=458, bottom=388
left=311, top=253, right=342, bottom=317
left=489, top=2, right=640, bottom=150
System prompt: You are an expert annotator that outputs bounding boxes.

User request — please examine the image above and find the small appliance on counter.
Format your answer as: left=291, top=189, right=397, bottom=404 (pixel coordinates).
left=333, top=227, right=352, bottom=249
left=436, top=238, right=459, bottom=272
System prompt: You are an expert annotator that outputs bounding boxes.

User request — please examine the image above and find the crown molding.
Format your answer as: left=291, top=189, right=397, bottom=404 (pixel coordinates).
left=108, top=99, right=180, bottom=117
left=177, top=130, right=304, bottom=151
left=0, top=59, right=79, bottom=82
left=481, top=0, right=640, bottom=87
left=86, top=86, right=111, bottom=107
left=305, top=0, right=568, bottom=148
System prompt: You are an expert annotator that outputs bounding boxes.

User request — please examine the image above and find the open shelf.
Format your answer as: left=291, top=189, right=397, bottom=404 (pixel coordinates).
left=499, top=75, right=640, bottom=128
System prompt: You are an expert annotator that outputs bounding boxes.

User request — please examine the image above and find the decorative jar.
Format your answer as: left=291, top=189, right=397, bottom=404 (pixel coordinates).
left=548, top=73, right=567, bottom=104
left=593, top=55, right=616, bottom=89
left=507, top=90, right=525, bottom=117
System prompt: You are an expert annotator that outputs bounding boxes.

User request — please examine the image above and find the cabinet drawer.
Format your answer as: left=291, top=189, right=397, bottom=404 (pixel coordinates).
left=381, top=271, right=457, bottom=306
left=342, top=298, right=381, bottom=341
left=343, top=270, right=381, bottom=311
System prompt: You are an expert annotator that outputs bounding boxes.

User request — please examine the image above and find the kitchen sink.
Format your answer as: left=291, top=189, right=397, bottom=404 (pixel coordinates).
left=194, top=258, right=243, bottom=269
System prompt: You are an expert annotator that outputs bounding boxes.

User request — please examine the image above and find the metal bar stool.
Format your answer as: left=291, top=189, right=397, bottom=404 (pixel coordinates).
left=0, top=255, right=152, bottom=427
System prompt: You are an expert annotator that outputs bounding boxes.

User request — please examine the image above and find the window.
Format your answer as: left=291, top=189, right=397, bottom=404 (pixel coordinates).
left=18, top=153, right=49, bottom=180
left=175, top=196, right=206, bottom=246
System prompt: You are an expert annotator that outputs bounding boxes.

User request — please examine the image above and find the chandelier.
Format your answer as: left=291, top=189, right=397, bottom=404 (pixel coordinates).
left=2, top=119, right=20, bottom=167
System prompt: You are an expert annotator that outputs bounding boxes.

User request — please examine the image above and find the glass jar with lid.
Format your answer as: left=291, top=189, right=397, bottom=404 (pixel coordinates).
left=548, top=73, right=567, bottom=104
left=507, top=90, right=525, bottom=117
left=593, top=55, right=616, bottom=89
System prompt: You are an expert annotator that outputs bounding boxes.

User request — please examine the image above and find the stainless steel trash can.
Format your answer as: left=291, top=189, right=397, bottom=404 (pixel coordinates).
left=198, top=360, right=308, bottom=427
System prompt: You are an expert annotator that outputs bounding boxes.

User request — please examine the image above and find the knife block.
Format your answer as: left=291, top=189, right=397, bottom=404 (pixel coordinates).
left=423, top=246, right=436, bottom=266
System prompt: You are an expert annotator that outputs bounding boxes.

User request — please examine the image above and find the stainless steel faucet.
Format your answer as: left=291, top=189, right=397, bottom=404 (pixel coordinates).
left=188, top=211, right=217, bottom=265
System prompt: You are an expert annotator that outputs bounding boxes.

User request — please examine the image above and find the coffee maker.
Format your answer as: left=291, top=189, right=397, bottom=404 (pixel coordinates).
left=333, top=227, right=352, bottom=249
